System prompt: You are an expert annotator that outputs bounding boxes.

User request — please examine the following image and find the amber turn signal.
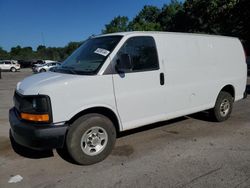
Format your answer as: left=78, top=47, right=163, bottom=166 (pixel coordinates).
left=21, top=113, right=49, bottom=122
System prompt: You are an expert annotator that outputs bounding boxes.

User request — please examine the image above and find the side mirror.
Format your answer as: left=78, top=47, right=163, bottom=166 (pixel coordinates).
left=115, top=54, right=132, bottom=73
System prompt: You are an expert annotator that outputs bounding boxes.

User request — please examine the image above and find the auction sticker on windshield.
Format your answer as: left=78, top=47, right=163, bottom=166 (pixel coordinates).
left=94, top=48, right=110, bottom=57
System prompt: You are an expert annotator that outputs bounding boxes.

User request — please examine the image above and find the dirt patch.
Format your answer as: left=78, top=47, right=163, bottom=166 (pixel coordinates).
left=112, top=145, right=134, bottom=157
left=165, top=130, right=179, bottom=135
left=0, top=118, right=8, bottom=123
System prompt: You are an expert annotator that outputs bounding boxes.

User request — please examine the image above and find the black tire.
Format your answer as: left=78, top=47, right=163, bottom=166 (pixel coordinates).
left=66, top=113, right=116, bottom=165
left=10, top=67, right=16, bottom=72
left=40, top=69, right=46, bottom=72
left=210, top=91, right=233, bottom=122
left=56, top=145, right=77, bottom=164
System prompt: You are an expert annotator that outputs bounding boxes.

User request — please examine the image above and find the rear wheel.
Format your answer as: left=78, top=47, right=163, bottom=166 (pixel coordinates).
left=66, top=113, right=116, bottom=165
left=10, top=67, right=16, bottom=72
left=40, top=69, right=46, bottom=72
left=210, top=91, right=233, bottom=122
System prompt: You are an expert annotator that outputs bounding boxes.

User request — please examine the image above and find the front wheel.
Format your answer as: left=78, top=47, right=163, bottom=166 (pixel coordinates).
left=40, top=69, right=46, bottom=72
left=210, top=91, right=233, bottom=122
left=66, top=113, right=116, bottom=165
left=10, top=67, right=17, bottom=72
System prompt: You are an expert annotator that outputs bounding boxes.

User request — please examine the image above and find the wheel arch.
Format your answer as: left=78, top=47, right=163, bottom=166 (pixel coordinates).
left=10, top=67, right=16, bottom=71
left=220, top=84, right=235, bottom=100
left=68, top=106, right=121, bottom=134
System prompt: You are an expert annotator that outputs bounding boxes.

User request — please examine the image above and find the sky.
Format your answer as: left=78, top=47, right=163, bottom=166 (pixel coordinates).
left=0, top=0, right=173, bottom=51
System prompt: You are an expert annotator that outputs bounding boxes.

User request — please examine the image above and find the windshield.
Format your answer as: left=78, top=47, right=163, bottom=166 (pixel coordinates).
left=55, top=36, right=122, bottom=75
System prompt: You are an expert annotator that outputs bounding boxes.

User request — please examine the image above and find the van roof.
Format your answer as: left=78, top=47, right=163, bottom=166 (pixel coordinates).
left=96, top=31, right=237, bottom=40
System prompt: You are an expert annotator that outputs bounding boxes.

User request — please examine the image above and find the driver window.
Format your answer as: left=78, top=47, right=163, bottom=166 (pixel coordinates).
left=117, top=36, right=159, bottom=72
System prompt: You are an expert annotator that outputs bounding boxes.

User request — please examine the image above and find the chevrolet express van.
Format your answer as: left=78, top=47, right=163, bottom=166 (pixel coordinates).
left=9, top=32, right=247, bottom=165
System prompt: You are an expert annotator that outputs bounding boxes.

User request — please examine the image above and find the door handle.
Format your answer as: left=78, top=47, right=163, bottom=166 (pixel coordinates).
left=160, top=73, right=165, bottom=85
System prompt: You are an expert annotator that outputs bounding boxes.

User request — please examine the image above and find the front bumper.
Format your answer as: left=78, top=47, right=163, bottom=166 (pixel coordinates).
left=9, top=108, right=68, bottom=150
left=32, top=68, right=39, bottom=72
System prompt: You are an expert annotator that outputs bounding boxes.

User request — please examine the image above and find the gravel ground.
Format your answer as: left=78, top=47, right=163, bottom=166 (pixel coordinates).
left=0, top=69, right=250, bottom=188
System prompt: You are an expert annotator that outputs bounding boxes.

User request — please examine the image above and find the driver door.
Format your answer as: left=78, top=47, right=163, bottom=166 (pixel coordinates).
left=112, top=36, right=166, bottom=130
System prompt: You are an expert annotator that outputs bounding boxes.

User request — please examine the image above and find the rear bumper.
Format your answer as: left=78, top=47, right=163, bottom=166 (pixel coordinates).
left=9, top=108, right=68, bottom=150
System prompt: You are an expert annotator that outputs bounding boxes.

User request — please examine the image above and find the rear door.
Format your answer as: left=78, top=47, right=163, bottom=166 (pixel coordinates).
left=3, top=61, right=11, bottom=70
left=112, top=36, right=166, bottom=130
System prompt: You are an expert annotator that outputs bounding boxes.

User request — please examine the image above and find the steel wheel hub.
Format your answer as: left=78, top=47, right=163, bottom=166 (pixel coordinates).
left=80, top=127, right=108, bottom=156
left=220, top=99, right=230, bottom=117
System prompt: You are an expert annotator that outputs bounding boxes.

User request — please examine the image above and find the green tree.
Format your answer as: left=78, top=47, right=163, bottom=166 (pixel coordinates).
left=36, top=45, right=47, bottom=60
left=158, top=0, right=184, bottom=31
left=0, top=47, right=9, bottom=59
left=2, top=0, right=250, bottom=61
left=19, top=47, right=34, bottom=60
left=222, top=0, right=250, bottom=52
left=129, top=5, right=162, bottom=31
left=37, top=45, right=46, bottom=51
left=183, top=0, right=239, bottom=34
left=102, top=16, right=129, bottom=34
left=10, top=45, right=22, bottom=59
left=66, top=42, right=82, bottom=54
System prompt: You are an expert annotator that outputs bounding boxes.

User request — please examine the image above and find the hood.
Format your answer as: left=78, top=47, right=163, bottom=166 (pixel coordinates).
left=16, top=72, right=85, bottom=95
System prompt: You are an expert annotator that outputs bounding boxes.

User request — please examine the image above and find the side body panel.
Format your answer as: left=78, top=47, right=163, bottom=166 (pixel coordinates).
left=17, top=32, right=247, bottom=132
left=40, top=75, right=118, bottom=125
left=18, top=72, right=119, bottom=128
left=155, top=34, right=246, bottom=118
left=1, top=62, right=10, bottom=70
left=109, top=33, right=246, bottom=131
left=111, top=35, right=167, bottom=130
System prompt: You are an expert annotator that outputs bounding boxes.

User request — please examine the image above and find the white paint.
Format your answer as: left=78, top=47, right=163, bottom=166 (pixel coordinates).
left=8, top=175, right=23, bottom=183
left=16, top=31, right=247, bottom=132
left=0, top=60, right=20, bottom=71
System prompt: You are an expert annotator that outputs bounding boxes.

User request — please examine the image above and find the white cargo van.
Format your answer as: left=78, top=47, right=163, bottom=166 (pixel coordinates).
left=9, top=32, right=247, bottom=165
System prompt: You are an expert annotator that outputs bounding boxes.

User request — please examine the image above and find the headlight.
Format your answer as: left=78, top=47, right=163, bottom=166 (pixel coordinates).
left=15, top=94, right=52, bottom=123
left=20, top=97, right=49, bottom=113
